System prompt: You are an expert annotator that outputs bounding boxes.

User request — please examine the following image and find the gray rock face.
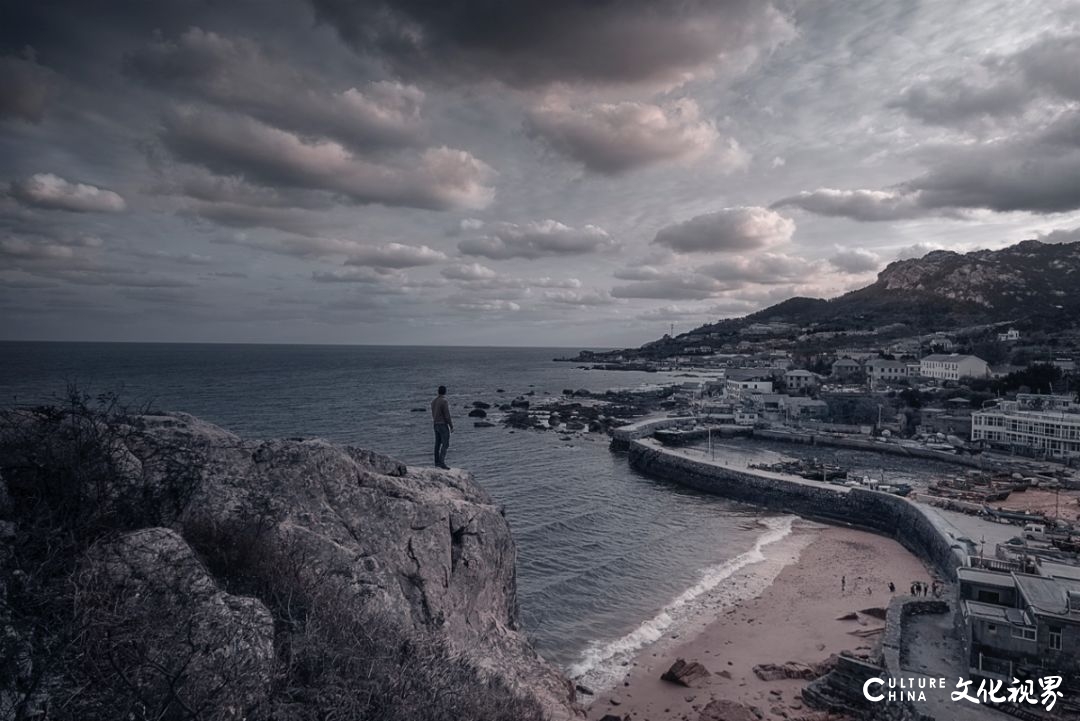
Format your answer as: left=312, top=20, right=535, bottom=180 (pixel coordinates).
left=78, top=527, right=276, bottom=719
left=113, top=412, right=578, bottom=718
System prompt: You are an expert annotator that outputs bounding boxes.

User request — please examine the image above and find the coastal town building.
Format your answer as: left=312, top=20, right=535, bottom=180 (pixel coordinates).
left=958, top=566, right=1080, bottom=680
left=920, top=354, right=990, bottom=381
left=831, top=358, right=862, bottom=378
left=726, top=379, right=773, bottom=397
left=971, top=394, right=1080, bottom=460
left=864, top=359, right=908, bottom=383
left=783, top=369, right=819, bottom=391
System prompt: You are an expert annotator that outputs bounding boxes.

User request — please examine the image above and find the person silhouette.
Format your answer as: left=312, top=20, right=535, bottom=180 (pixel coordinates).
left=431, top=385, right=454, bottom=469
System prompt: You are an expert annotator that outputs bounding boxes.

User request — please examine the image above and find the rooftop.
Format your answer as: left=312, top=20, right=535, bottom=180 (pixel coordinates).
left=958, top=567, right=1015, bottom=588
left=922, top=354, right=985, bottom=363
left=1014, top=573, right=1080, bottom=618
left=963, top=600, right=1029, bottom=625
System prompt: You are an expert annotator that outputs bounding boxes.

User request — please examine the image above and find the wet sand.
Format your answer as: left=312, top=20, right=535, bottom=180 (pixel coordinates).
left=588, top=525, right=937, bottom=721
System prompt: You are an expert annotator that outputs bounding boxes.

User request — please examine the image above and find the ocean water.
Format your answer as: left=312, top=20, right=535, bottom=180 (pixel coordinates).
left=0, top=341, right=794, bottom=688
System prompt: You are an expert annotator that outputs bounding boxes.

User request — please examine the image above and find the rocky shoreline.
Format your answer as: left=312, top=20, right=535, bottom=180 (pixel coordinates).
left=0, top=408, right=583, bottom=720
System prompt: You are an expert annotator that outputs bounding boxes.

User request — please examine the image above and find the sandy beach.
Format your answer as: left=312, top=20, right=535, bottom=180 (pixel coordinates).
left=587, top=524, right=938, bottom=721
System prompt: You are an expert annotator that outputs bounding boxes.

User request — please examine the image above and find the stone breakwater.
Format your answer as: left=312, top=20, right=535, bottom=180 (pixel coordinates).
left=753, top=429, right=985, bottom=469
left=626, top=439, right=966, bottom=580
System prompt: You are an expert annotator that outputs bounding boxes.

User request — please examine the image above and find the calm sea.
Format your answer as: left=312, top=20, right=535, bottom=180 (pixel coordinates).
left=0, top=341, right=793, bottom=689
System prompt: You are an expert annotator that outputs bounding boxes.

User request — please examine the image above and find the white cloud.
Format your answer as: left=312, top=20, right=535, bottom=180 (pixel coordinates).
left=440, top=262, right=497, bottom=280
left=458, top=219, right=615, bottom=259
left=653, top=207, right=794, bottom=253
left=343, top=242, right=448, bottom=268
left=10, top=173, right=126, bottom=213
left=526, top=97, right=733, bottom=174
left=772, top=188, right=926, bottom=222
left=162, top=107, right=495, bottom=211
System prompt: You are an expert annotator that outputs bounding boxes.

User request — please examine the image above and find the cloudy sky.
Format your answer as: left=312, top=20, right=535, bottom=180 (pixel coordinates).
left=4, top=0, right=1080, bottom=347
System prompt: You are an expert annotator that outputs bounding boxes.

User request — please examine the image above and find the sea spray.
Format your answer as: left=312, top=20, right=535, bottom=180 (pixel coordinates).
left=568, top=515, right=816, bottom=694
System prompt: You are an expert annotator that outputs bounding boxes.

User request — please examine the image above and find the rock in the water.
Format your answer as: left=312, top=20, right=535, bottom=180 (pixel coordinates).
left=510, top=397, right=530, bottom=409
left=660, top=658, right=711, bottom=687
left=575, top=683, right=594, bottom=696
left=468, top=408, right=487, bottom=418
left=472, top=401, right=491, bottom=409
left=474, top=421, right=495, bottom=428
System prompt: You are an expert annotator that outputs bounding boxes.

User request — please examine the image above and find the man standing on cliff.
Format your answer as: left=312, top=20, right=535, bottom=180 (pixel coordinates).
left=431, top=385, right=454, bottom=469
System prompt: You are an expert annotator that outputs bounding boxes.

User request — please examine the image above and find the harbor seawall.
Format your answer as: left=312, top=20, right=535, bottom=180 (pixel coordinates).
left=626, top=439, right=966, bottom=579
left=752, top=428, right=985, bottom=469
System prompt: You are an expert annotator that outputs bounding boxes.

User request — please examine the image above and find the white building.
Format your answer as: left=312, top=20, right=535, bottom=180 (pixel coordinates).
left=997, top=328, right=1021, bottom=342
left=972, top=395, right=1080, bottom=459
left=920, top=354, right=989, bottom=381
left=726, top=379, right=773, bottom=396
left=864, top=359, right=908, bottom=382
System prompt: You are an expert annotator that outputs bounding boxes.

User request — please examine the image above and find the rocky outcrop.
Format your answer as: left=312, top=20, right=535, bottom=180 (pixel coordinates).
left=2, top=411, right=580, bottom=720
left=660, top=658, right=711, bottom=687
left=77, top=527, right=277, bottom=718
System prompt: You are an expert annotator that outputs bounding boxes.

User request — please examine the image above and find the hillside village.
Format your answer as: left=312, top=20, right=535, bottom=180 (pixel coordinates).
left=554, top=241, right=1080, bottom=716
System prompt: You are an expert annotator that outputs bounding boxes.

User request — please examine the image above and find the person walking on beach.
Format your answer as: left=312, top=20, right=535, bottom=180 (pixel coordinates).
left=841, top=575, right=846, bottom=593
left=888, top=581, right=895, bottom=594
left=431, top=385, right=454, bottom=469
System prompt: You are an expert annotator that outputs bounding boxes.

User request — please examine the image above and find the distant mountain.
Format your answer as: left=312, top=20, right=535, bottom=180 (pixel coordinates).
left=651, top=239, right=1080, bottom=351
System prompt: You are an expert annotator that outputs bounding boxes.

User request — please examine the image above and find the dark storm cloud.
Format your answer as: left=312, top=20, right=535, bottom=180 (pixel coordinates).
left=891, top=77, right=1031, bottom=125
left=308, top=0, right=793, bottom=88
left=781, top=100, right=1080, bottom=219
left=893, top=33, right=1080, bottom=126
left=456, top=219, right=615, bottom=260
left=125, top=27, right=427, bottom=149
left=904, top=113, right=1080, bottom=213
left=0, top=54, right=53, bottom=122
left=1038, top=227, right=1080, bottom=244
left=160, top=107, right=495, bottom=210
left=652, top=208, right=794, bottom=253
left=524, top=98, right=732, bottom=174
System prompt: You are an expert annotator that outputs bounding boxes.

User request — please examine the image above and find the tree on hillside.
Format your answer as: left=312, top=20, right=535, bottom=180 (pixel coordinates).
left=995, top=363, right=1063, bottom=395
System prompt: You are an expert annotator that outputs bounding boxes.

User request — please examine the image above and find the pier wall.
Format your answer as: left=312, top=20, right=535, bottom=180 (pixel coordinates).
left=626, top=440, right=967, bottom=579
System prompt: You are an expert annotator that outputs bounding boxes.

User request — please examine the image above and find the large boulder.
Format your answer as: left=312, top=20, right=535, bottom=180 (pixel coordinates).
left=660, top=658, right=711, bottom=687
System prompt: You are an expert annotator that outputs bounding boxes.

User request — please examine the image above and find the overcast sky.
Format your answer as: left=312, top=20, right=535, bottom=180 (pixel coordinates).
left=3, top=0, right=1080, bottom=347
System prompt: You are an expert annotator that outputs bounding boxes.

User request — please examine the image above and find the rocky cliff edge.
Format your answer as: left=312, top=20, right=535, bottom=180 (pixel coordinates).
left=0, top=410, right=580, bottom=720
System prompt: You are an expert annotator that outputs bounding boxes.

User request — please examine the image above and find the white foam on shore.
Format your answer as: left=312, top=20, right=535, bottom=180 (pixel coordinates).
left=567, top=515, right=814, bottom=694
